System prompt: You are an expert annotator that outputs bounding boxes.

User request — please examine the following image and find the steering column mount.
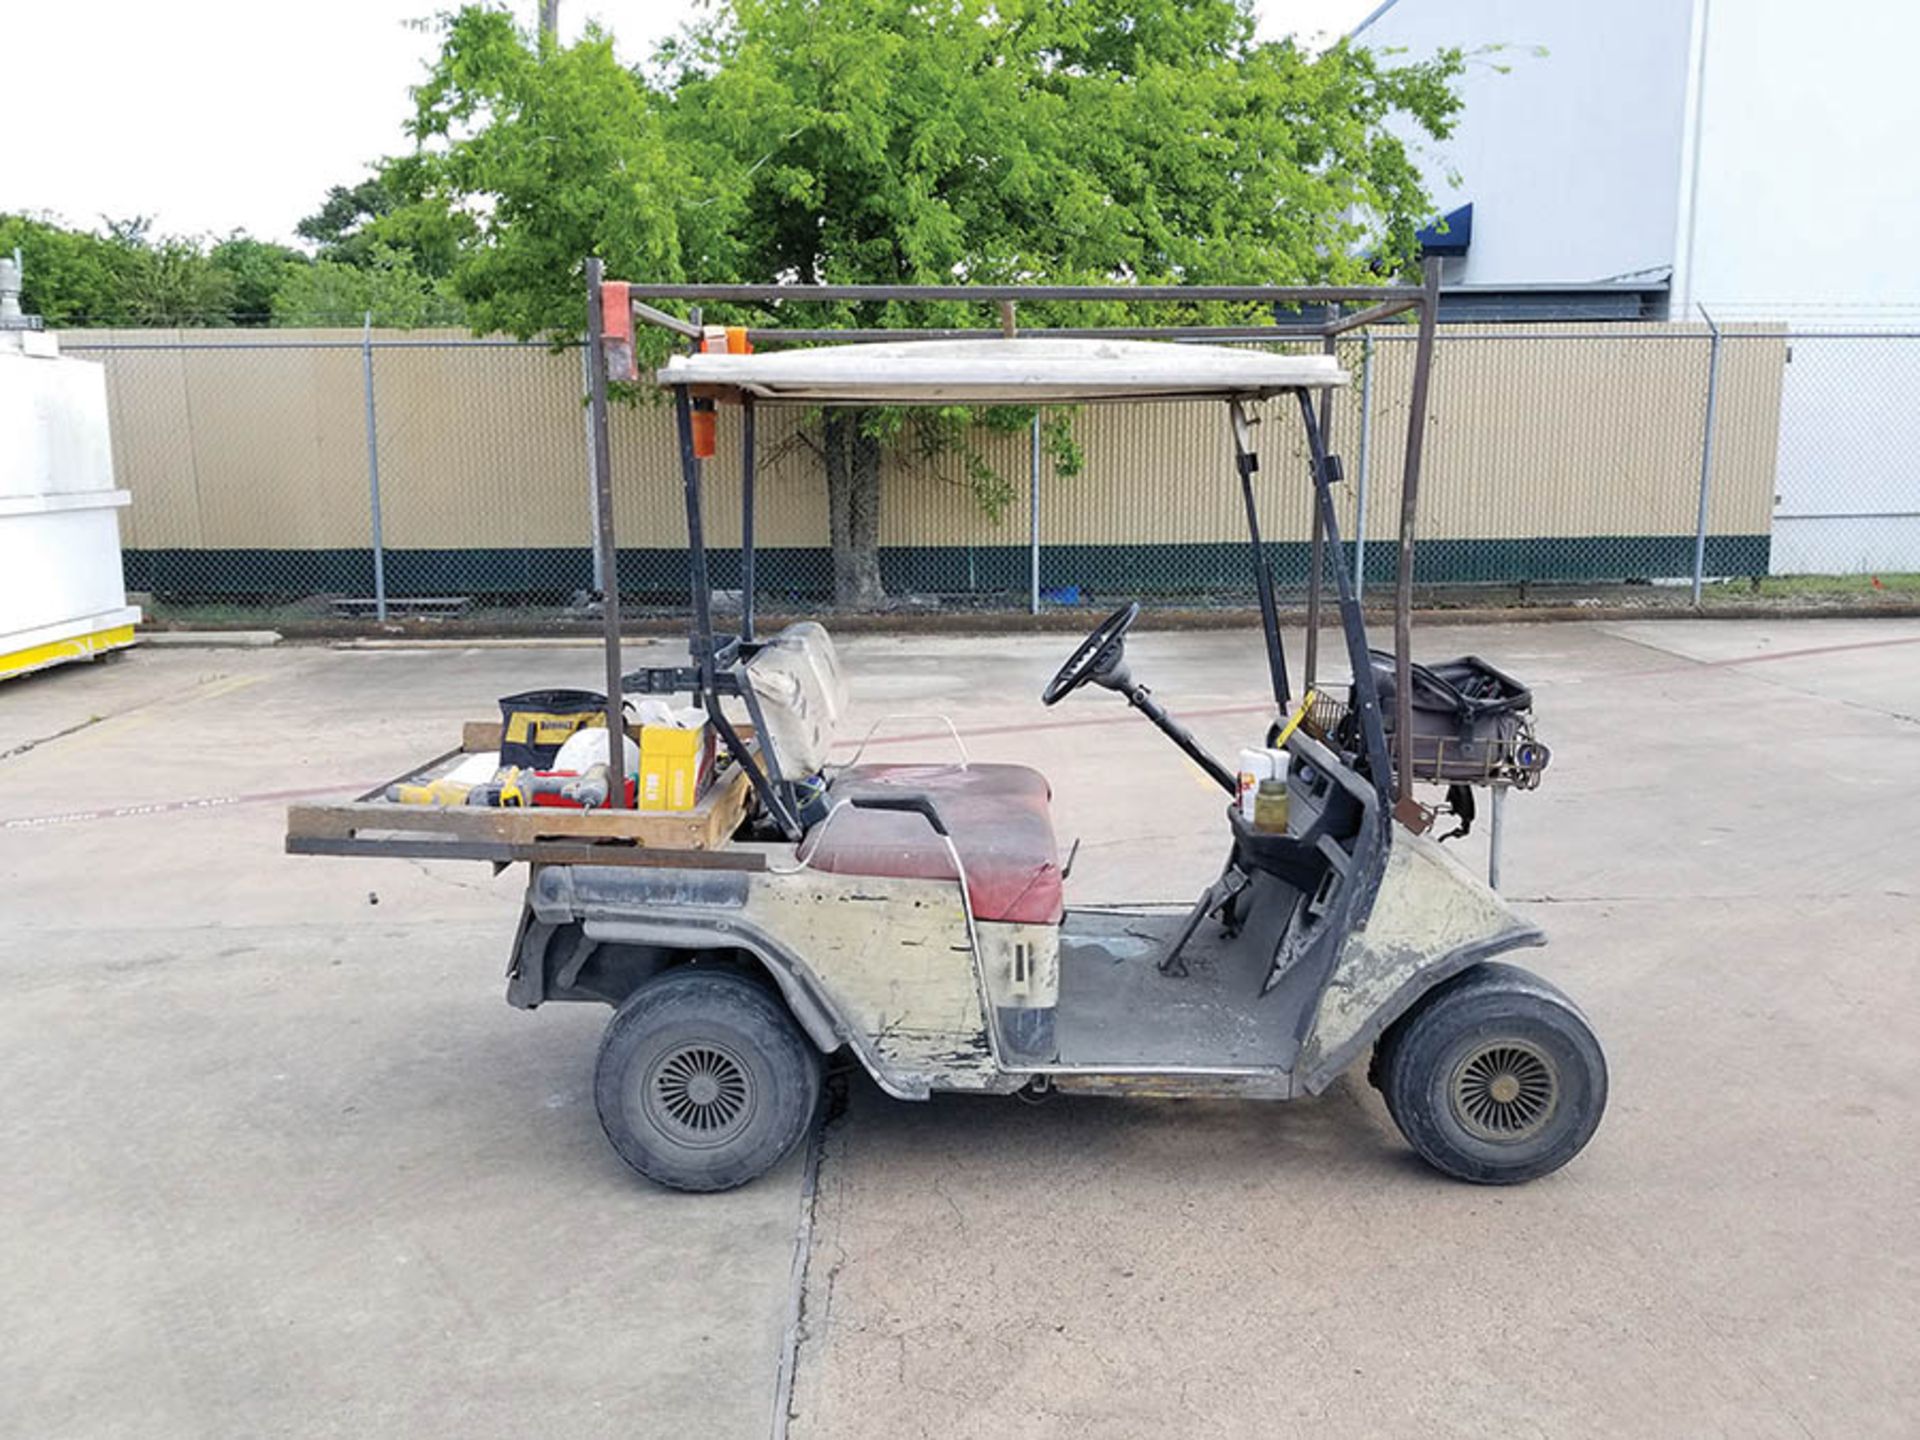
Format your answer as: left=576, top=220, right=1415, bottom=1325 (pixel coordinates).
left=1040, top=601, right=1237, bottom=797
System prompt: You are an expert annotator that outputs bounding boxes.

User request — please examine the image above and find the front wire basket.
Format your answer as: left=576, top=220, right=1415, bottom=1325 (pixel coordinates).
left=1292, top=691, right=1549, bottom=789
left=1298, top=691, right=1350, bottom=743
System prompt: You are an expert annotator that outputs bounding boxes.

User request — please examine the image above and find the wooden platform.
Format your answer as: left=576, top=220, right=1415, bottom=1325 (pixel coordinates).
left=285, top=720, right=763, bottom=870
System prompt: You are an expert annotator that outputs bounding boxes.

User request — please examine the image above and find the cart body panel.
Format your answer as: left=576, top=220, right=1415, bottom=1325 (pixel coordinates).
left=522, top=861, right=1059, bottom=1098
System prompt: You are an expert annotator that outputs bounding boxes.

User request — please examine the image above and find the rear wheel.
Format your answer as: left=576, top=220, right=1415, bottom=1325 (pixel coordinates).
left=1378, top=962, right=1607, bottom=1185
left=594, top=968, right=822, bottom=1192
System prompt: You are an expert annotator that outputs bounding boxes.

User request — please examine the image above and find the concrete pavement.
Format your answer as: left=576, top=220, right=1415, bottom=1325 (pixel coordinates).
left=0, top=642, right=807, bottom=1440
left=790, top=619, right=1920, bottom=1439
left=2, top=619, right=1917, bottom=1437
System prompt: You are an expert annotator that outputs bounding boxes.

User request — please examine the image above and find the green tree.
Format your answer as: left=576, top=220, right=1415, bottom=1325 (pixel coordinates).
left=406, top=10, right=697, bottom=337
left=133, top=234, right=237, bottom=326
left=406, top=1, right=1462, bottom=605
left=296, top=175, right=398, bottom=255
left=0, top=213, right=245, bottom=326
left=295, top=155, right=473, bottom=279
left=270, top=244, right=464, bottom=327
left=209, top=235, right=309, bottom=325
left=0, top=214, right=134, bottom=324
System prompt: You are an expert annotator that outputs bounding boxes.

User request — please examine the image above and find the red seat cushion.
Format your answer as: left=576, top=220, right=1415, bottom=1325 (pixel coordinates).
left=806, top=763, right=1064, bottom=925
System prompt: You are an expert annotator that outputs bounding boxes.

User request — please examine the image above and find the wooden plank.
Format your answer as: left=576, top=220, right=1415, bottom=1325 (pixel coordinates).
left=286, top=804, right=363, bottom=843
left=288, top=757, right=753, bottom=851
left=292, top=719, right=765, bottom=868
left=286, top=833, right=768, bottom=871
left=462, top=720, right=503, bottom=752
left=703, top=758, right=756, bottom=850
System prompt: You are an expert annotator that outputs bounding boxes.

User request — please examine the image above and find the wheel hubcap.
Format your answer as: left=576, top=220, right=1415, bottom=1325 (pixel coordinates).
left=1451, top=1039, right=1557, bottom=1142
left=646, top=1043, right=754, bottom=1148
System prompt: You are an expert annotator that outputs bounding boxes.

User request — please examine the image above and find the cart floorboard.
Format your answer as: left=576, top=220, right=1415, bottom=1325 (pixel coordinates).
left=1056, top=909, right=1302, bottom=1071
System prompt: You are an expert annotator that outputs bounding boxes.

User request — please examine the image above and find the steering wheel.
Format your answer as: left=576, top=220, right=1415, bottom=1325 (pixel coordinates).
left=1042, top=601, right=1140, bottom=706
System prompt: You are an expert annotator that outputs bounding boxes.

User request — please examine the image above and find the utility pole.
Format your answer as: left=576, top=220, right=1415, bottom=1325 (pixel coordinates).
left=539, top=1, right=560, bottom=41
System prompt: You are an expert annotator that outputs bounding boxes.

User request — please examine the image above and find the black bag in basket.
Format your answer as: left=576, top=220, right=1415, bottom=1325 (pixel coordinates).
left=1361, top=652, right=1547, bottom=786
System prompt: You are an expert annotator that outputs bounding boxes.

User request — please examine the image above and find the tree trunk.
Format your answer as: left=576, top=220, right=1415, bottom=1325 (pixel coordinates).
left=823, top=410, right=885, bottom=608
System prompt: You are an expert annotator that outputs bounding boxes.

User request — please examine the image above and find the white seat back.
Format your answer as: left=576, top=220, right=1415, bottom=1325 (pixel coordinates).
left=743, top=622, right=849, bottom=776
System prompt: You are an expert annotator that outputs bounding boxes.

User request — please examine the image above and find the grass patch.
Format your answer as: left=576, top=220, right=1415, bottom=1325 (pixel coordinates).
left=1705, top=573, right=1920, bottom=601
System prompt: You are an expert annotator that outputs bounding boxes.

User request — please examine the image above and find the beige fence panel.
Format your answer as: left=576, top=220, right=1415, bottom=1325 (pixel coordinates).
left=59, top=321, right=1787, bottom=603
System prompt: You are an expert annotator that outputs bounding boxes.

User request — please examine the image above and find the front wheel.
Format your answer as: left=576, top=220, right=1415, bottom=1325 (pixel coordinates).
left=1378, top=962, right=1607, bottom=1185
left=594, top=968, right=823, bottom=1192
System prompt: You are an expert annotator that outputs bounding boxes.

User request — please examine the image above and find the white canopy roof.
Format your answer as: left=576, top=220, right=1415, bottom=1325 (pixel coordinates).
left=658, top=336, right=1346, bottom=404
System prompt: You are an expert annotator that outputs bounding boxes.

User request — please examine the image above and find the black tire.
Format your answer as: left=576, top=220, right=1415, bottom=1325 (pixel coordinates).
left=1378, top=961, right=1607, bottom=1185
left=594, top=968, right=822, bottom=1193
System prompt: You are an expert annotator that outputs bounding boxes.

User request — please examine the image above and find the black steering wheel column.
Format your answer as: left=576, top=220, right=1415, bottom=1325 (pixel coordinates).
left=1041, top=602, right=1238, bottom=796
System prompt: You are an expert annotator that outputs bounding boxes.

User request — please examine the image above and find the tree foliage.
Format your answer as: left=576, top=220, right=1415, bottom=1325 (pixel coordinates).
left=0, top=207, right=457, bottom=329
left=209, top=236, right=308, bottom=322
left=294, top=155, right=473, bottom=281
left=0, top=214, right=133, bottom=325
left=0, top=213, right=255, bottom=326
left=405, top=9, right=697, bottom=337
left=269, top=245, right=464, bottom=327
left=392, top=2, right=1460, bottom=604
left=11, top=3, right=1465, bottom=603
left=410, top=0, right=1462, bottom=332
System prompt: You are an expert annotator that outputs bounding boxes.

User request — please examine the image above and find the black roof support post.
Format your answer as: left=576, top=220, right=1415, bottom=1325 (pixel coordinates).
left=584, top=257, right=630, bottom=807
left=672, top=385, right=719, bottom=689
left=1303, top=309, right=1341, bottom=689
left=1392, top=258, right=1443, bottom=816
left=741, top=395, right=757, bottom=644
left=1296, top=389, right=1393, bottom=810
left=1229, top=399, right=1290, bottom=712
left=673, top=384, right=802, bottom=841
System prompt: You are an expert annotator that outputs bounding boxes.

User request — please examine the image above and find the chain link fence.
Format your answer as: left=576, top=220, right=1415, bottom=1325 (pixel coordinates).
left=60, top=323, right=1920, bottom=621
left=1766, top=329, right=1920, bottom=578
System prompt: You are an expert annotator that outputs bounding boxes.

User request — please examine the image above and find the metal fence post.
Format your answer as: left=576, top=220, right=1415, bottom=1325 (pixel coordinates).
left=1029, top=412, right=1041, bottom=614
left=360, top=311, right=388, bottom=622
left=1691, top=307, right=1724, bottom=604
left=1354, top=332, right=1374, bottom=602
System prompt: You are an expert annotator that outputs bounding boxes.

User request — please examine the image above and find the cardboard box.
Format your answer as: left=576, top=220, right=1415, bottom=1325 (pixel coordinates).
left=638, top=722, right=713, bottom=812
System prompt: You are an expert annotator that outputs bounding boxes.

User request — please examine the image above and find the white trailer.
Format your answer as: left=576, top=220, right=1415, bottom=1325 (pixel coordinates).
left=0, top=254, right=140, bottom=680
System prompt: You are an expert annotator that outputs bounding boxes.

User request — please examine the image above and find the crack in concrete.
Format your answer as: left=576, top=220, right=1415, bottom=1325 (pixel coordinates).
left=1513, top=890, right=1917, bottom=904
left=402, top=857, right=502, bottom=898
left=1597, top=626, right=1920, bottom=727
left=0, top=666, right=258, bottom=763
left=1724, top=665, right=1920, bottom=728
left=772, top=1076, right=846, bottom=1440
left=0, top=711, right=112, bottom=762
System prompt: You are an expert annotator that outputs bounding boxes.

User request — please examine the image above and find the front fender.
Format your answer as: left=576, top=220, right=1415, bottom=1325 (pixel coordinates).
left=1296, top=827, right=1544, bottom=1094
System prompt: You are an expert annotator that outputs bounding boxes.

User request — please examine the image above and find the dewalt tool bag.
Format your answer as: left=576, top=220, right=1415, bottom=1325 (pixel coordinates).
left=497, top=689, right=613, bottom=770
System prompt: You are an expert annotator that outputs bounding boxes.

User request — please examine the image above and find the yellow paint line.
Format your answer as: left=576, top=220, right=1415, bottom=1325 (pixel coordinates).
left=41, top=671, right=272, bottom=754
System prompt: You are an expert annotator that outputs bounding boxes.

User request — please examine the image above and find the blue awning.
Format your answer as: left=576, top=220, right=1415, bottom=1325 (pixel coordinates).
left=1417, top=203, right=1473, bottom=257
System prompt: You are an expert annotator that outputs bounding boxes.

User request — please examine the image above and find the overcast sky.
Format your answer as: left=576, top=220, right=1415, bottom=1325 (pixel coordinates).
left=0, top=1, right=1380, bottom=247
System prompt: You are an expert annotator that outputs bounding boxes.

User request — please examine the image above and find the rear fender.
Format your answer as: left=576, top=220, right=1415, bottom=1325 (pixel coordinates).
left=523, top=864, right=964, bottom=1100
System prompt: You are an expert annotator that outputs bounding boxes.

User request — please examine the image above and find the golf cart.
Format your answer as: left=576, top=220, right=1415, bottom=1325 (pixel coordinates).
left=288, top=267, right=1606, bottom=1192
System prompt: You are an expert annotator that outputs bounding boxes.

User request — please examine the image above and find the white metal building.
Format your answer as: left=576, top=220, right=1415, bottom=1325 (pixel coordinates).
left=1357, top=0, right=1920, bottom=573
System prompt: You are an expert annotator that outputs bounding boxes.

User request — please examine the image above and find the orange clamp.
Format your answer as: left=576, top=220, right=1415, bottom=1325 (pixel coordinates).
left=600, top=281, right=631, bottom=340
